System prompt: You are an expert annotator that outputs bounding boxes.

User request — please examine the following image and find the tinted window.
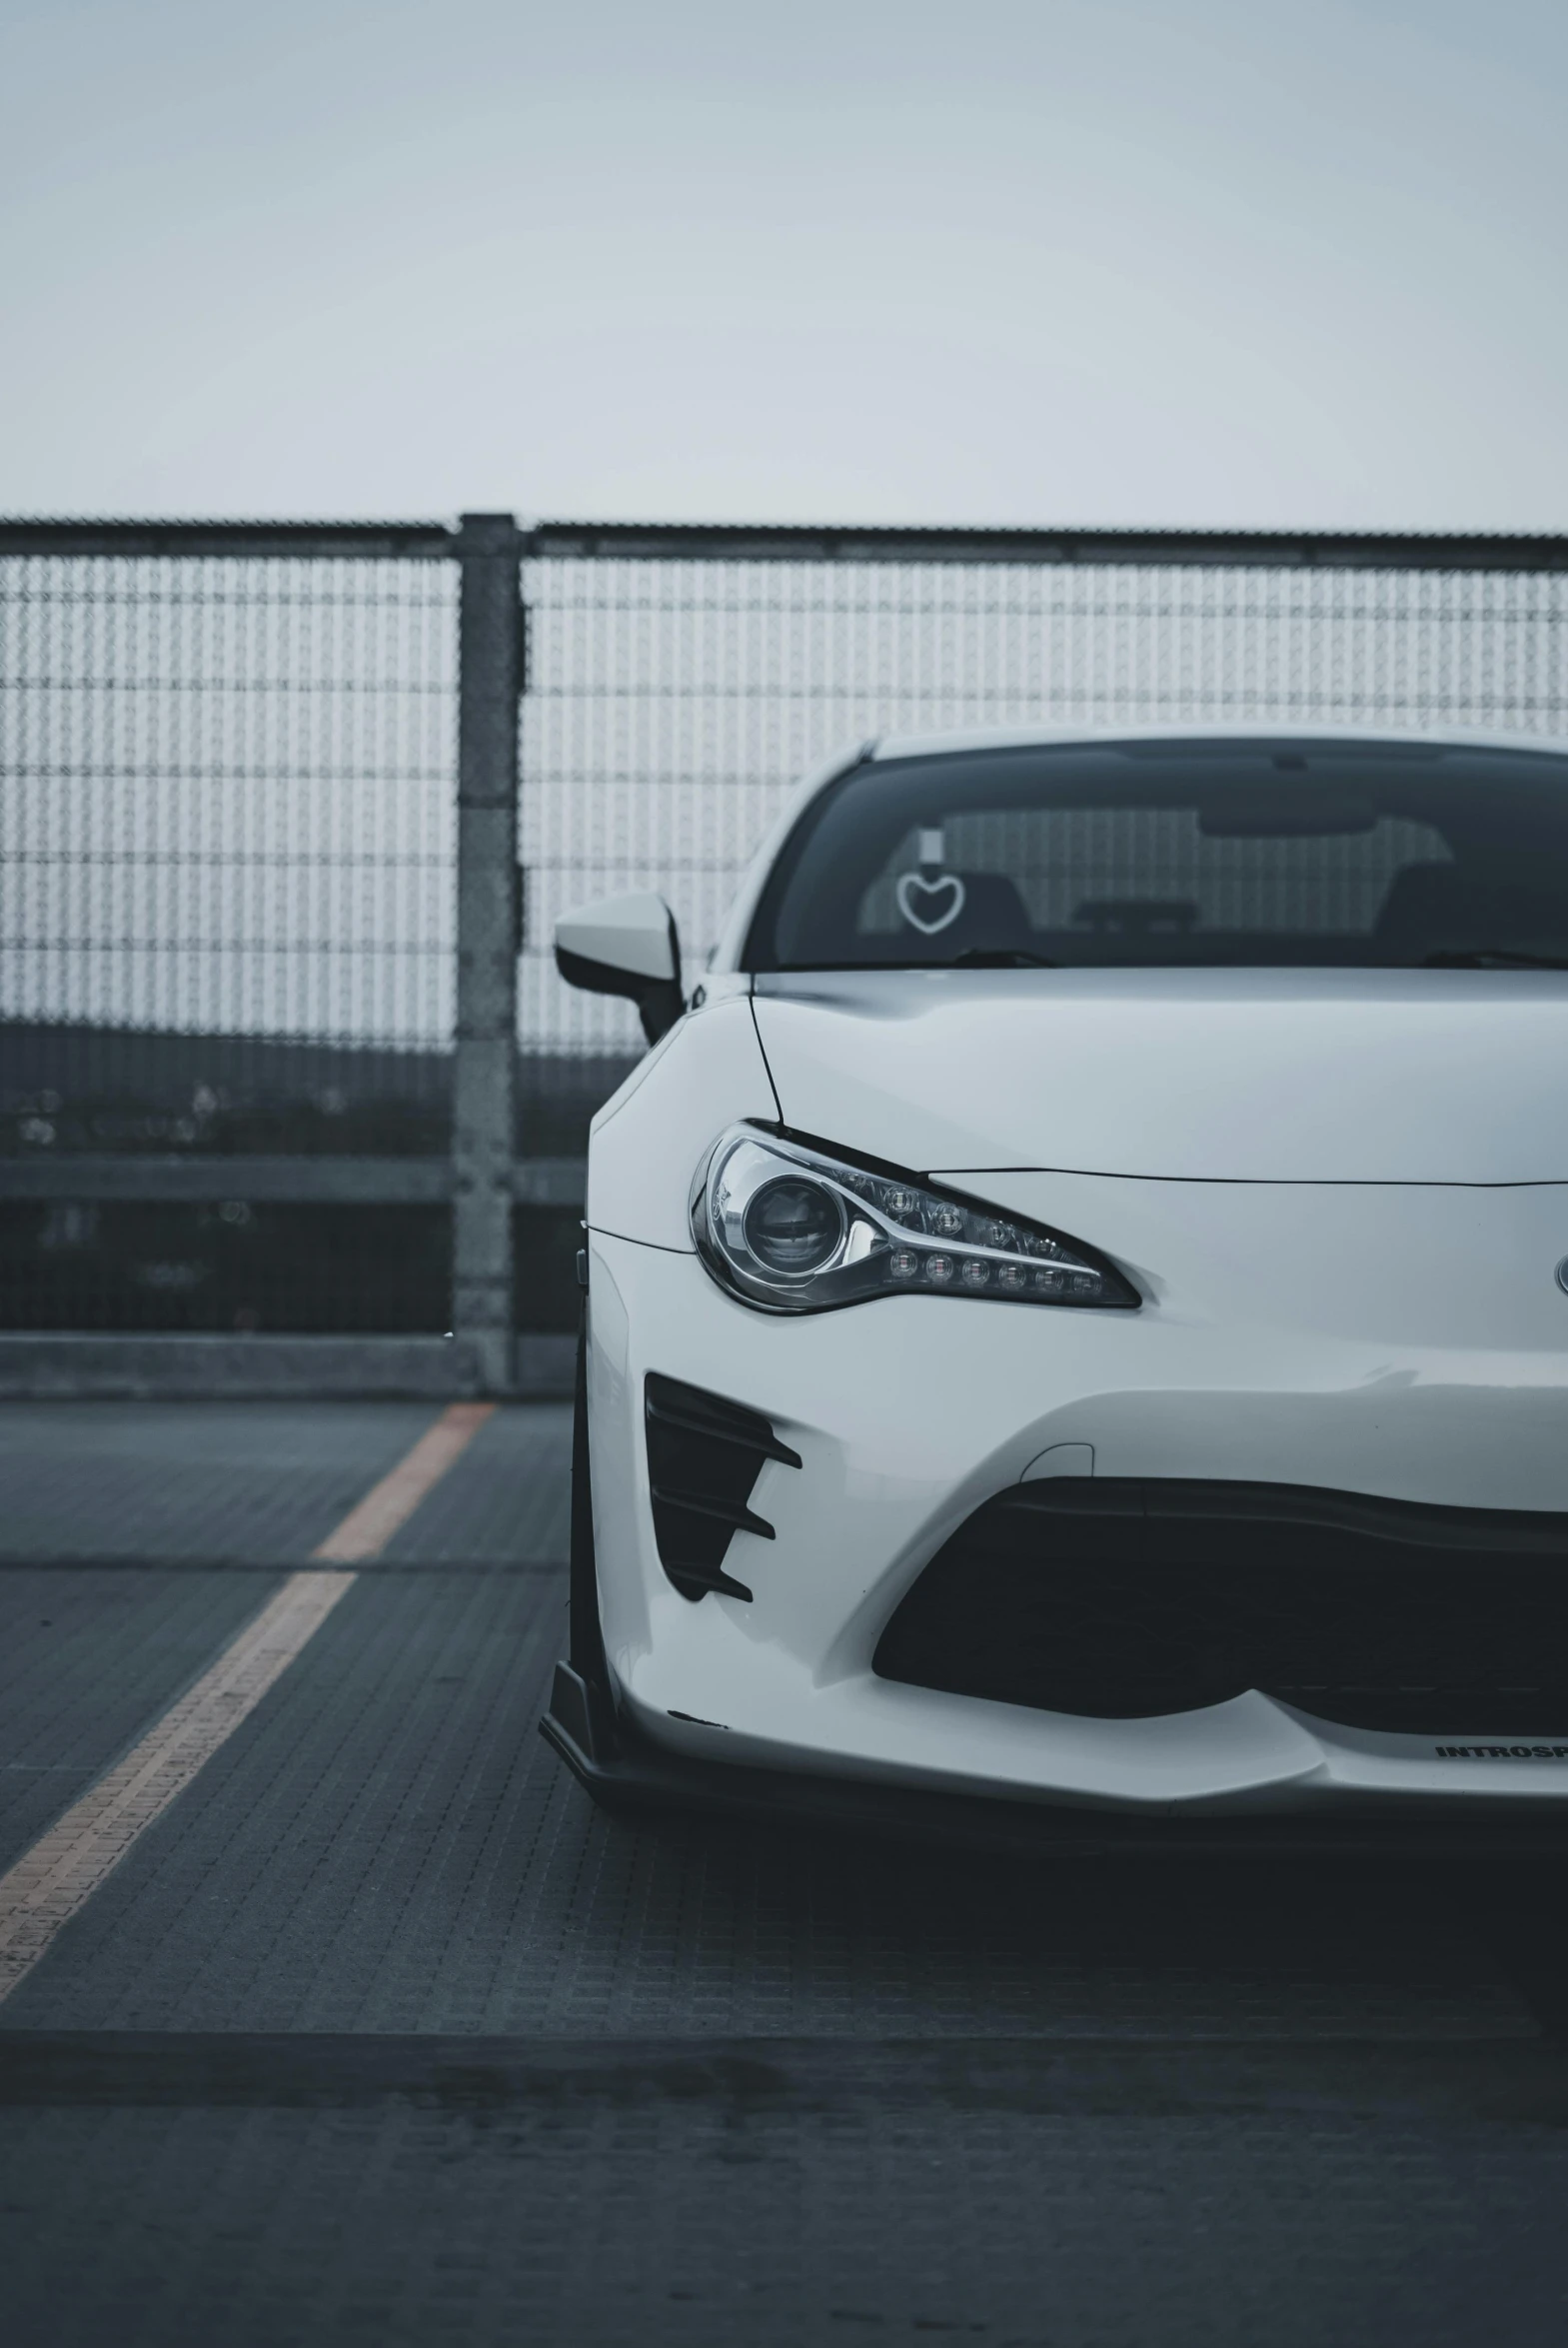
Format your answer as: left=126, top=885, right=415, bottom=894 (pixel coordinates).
left=747, top=740, right=1568, bottom=971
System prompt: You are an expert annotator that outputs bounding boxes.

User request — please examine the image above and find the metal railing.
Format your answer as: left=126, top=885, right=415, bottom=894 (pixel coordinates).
left=3, top=515, right=1566, bottom=1393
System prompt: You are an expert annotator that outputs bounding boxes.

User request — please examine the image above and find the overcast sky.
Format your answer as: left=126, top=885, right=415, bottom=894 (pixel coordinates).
left=2, top=0, right=1565, bottom=530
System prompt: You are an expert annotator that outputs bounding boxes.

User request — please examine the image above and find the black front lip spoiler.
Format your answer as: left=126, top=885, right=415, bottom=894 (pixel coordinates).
left=540, top=1660, right=1568, bottom=1861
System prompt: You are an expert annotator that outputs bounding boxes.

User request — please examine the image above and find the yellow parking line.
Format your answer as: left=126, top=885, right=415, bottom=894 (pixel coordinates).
left=0, top=1400, right=495, bottom=2005
left=310, top=1401, right=494, bottom=1562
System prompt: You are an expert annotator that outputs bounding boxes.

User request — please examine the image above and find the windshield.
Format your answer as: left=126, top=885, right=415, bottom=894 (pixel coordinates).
left=745, top=738, right=1568, bottom=972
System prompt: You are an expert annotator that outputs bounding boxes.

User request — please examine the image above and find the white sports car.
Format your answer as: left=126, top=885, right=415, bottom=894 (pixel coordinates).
left=542, top=726, right=1568, bottom=1850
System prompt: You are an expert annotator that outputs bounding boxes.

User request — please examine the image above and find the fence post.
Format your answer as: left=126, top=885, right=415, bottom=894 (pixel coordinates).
left=453, top=512, right=522, bottom=1393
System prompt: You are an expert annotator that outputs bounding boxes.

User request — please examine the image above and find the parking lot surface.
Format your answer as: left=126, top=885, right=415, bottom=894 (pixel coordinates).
left=2, top=1401, right=1566, bottom=2345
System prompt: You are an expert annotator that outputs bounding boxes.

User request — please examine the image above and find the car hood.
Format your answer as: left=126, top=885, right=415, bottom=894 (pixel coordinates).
left=750, top=969, right=1568, bottom=1183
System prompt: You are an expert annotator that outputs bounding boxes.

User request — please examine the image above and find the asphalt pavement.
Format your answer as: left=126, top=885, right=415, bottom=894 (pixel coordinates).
left=1, top=1400, right=1566, bottom=2345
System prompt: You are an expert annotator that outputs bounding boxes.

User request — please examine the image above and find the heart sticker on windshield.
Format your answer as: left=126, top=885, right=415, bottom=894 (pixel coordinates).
left=896, top=871, right=966, bottom=936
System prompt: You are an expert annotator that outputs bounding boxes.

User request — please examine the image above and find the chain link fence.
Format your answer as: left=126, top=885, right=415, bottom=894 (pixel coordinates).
left=2, top=543, right=457, bottom=1148
left=2, top=518, right=1565, bottom=1390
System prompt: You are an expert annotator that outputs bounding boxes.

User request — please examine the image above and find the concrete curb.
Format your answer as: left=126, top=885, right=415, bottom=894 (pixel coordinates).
left=0, top=1333, right=576, bottom=1400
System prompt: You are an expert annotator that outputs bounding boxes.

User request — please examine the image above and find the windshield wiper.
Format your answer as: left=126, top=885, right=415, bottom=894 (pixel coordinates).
left=943, top=947, right=1059, bottom=969
left=1420, top=947, right=1568, bottom=971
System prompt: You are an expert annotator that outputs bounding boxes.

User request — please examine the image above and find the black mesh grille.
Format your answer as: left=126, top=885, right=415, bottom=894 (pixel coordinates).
left=644, top=1373, right=801, bottom=1603
left=872, top=1480, right=1568, bottom=1735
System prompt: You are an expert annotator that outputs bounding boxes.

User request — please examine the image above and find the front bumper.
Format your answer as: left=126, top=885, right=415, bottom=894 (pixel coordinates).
left=541, top=1662, right=1568, bottom=1856
left=582, top=1190, right=1568, bottom=1821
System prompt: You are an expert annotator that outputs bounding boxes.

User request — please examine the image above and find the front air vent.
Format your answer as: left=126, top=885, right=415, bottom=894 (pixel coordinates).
left=645, top=1373, right=801, bottom=1602
left=873, top=1479, right=1568, bottom=1734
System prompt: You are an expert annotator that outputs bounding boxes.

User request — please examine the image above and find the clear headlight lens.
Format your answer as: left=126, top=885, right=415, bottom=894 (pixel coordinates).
left=745, top=1176, right=844, bottom=1273
left=691, top=1127, right=1139, bottom=1314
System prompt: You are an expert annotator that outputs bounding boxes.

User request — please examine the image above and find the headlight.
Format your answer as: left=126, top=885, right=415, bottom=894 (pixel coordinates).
left=691, top=1126, right=1139, bottom=1314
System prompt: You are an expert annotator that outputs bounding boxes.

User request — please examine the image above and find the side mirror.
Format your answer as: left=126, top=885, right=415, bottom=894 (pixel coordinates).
left=555, top=892, right=686, bottom=1045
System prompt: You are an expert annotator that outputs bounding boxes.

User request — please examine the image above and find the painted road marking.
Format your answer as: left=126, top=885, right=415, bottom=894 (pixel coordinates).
left=311, top=1401, right=495, bottom=1562
left=0, top=1400, right=495, bottom=2004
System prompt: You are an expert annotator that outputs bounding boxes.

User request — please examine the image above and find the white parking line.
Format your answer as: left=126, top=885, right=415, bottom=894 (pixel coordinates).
left=0, top=1400, right=495, bottom=2005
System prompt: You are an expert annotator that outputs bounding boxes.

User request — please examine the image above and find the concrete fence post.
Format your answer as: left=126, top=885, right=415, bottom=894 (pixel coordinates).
left=453, top=512, right=522, bottom=1392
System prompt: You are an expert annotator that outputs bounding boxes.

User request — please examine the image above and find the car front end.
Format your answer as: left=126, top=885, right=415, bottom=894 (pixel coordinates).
left=544, top=730, right=1568, bottom=1847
